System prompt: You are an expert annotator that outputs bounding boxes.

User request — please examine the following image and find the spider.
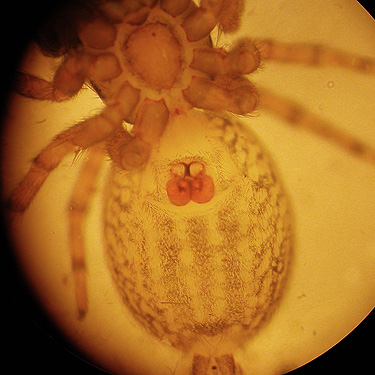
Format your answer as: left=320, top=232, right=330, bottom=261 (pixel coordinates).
left=3, top=0, right=375, bottom=374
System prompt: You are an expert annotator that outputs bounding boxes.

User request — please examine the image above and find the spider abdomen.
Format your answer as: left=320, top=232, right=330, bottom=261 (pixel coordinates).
left=104, top=111, right=293, bottom=350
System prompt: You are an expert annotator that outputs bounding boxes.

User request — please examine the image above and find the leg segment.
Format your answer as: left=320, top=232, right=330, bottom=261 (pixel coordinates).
left=8, top=82, right=140, bottom=213
left=68, top=146, right=105, bottom=319
left=200, top=0, right=243, bottom=32
left=15, top=73, right=71, bottom=102
left=78, top=17, right=117, bottom=49
left=160, top=0, right=190, bottom=17
left=181, top=0, right=243, bottom=42
left=133, top=98, right=169, bottom=145
left=259, top=87, right=375, bottom=164
left=182, top=7, right=218, bottom=42
left=191, top=39, right=261, bottom=76
left=113, top=98, right=170, bottom=170
left=257, top=39, right=375, bottom=73
left=16, top=53, right=122, bottom=101
left=183, top=75, right=258, bottom=115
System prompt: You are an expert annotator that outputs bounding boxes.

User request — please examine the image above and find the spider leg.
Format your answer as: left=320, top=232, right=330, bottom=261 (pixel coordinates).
left=191, top=39, right=261, bottom=76
left=259, top=86, right=375, bottom=164
left=119, top=98, right=170, bottom=169
left=16, top=52, right=121, bottom=101
left=183, top=75, right=258, bottom=115
left=257, top=39, right=375, bottom=74
left=181, top=0, right=243, bottom=42
left=8, top=82, right=140, bottom=214
left=68, top=145, right=105, bottom=319
left=133, top=98, right=169, bottom=144
left=200, top=0, right=243, bottom=33
left=15, top=72, right=73, bottom=102
left=182, top=7, right=218, bottom=42
left=160, top=0, right=190, bottom=17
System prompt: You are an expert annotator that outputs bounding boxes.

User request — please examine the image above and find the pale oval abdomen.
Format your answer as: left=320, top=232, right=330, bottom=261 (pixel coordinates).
left=104, top=110, right=293, bottom=350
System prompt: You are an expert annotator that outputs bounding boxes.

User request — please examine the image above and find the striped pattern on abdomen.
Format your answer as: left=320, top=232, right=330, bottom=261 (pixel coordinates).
left=104, top=111, right=292, bottom=350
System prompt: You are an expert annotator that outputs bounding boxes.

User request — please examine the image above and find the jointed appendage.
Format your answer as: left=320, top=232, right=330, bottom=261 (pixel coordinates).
left=259, top=87, right=375, bottom=164
left=254, top=40, right=375, bottom=164
left=68, top=145, right=105, bottom=319
left=8, top=80, right=139, bottom=214
left=16, top=52, right=122, bottom=101
left=257, top=39, right=375, bottom=73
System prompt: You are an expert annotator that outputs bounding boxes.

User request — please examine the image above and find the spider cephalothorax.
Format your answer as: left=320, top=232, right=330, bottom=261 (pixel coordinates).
left=78, top=0, right=260, bottom=173
left=14, top=0, right=262, bottom=212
